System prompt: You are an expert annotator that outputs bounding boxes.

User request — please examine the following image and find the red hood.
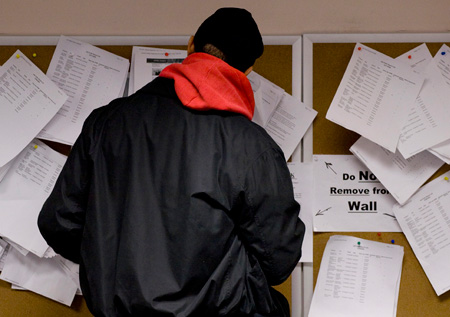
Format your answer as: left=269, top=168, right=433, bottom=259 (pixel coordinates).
left=159, top=53, right=254, bottom=120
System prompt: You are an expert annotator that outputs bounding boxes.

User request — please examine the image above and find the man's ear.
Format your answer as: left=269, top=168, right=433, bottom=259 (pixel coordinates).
left=244, top=66, right=253, bottom=76
left=187, top=36, right=195, bottom=55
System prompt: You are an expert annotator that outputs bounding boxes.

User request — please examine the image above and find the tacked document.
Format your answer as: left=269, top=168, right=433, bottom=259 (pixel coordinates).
left=249, top=72, right=317, bottom=161
left=0, top=50, right=67, bottom=167
left=248, top=71, right=285, bottom=127
left=0, top=247, right=78, bottom=306
left=428, top=44, right=450, bottom=163
left=309, top=235, right=403, bottom=317
left=393, top=171, right=450, bottom=296
left=38, top=36, right=130, bottom=145
left=0, top=139, right=66, bottom=257
left=350, top=136, right=444, bottom=205
left=395, top=44, right=450, bottom=159
left=265, top=93, right=317, bottom=160
left=326, top=43, right=424, bottom=153
left=288, top=162, right=313, bottom=262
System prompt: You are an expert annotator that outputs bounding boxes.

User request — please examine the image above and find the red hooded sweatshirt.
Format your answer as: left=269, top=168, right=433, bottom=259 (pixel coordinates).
left=159, top=53, right=255, bottom=120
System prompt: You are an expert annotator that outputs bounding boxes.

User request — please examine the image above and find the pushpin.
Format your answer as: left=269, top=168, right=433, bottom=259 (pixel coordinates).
left=34, top=145, right=38, bottom=149
left=32, top=53, right=37, bottom=58
left=444, top=176, right=449, bottom=181
left=357, top=47, right=362, bottom=51
left=357, top=241, right=361, bottom=246
left=16, top=54, right=20, bottom=58
left=391, top=239, right=395, bottom=244
left=442, top=51, right=446, bottom=56
left=408, top=55, right=412, bottom=59
left=377, top=232, right=381, bottom=237
left=165, top=52, right=169, bottom=56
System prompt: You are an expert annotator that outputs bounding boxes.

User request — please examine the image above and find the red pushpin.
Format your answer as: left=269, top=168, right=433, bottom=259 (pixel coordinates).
left=165, top=52, right=169, bottom=57
left=377, top=232, right=381, bottom=237
left=358, top=47, right=362, bottom=51
left=408, top=55, right=412, bottom=59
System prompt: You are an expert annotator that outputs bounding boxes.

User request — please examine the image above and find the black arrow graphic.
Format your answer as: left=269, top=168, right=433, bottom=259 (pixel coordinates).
left=325, top=162, right=337, bottom=174
left=316, top=207, right=332, bottom=216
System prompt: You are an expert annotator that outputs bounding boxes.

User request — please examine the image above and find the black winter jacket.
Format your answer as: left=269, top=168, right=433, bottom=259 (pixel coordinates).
left=38, top=77, right=305, bottom=317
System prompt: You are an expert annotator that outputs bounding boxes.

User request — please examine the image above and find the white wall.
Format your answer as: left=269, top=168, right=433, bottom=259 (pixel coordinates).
left=1, top=0, right=449, bottom=37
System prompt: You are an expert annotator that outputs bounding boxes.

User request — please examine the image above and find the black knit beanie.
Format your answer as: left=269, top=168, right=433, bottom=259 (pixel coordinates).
left=193, top=8, right=264, bottom=72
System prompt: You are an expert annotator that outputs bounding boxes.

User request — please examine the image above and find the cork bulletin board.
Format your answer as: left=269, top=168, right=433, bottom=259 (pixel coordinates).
left=0, top=35, right=301, bottom=316
left=302, top=33, right=450, bottom=317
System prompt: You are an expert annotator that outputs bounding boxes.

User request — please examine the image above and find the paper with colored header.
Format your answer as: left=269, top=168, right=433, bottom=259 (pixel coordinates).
left=129, top=46, right=186, bottom=95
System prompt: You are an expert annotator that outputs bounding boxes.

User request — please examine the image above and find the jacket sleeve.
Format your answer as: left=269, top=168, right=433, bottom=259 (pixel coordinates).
left=238, top=147, right=305, bottom=285
left=37, top=111, right=98, bottom=264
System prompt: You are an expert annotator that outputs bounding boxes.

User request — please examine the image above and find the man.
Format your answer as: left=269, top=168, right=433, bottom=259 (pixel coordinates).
left=38, top=7, right=305, bottom=317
